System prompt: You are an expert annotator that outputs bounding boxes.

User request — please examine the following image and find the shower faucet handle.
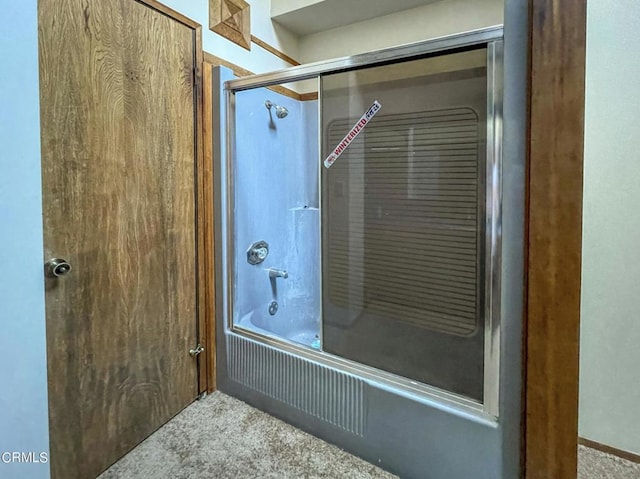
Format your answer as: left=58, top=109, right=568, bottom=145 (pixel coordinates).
left=247, top=240, right=269, bottom=265
left=268, top=268, right=288, bottom=279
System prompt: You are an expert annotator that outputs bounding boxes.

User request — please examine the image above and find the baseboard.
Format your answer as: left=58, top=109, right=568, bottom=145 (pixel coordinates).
left=579, top=437, right=640, bottom=464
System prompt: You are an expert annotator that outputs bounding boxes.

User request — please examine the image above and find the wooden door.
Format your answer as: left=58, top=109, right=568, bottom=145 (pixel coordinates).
left=38, top=1, right=202, bottom=477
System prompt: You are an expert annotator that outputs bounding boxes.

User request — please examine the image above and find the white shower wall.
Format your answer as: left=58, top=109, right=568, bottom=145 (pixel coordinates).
left=233, top=87, right=320, bottom=324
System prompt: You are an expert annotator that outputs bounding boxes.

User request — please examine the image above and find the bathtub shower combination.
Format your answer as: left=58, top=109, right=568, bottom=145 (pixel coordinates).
left=214, top=27, right=525, bottom=479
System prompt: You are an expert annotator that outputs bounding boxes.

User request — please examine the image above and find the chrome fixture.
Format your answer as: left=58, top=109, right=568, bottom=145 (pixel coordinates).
left=265, top=100, right=288, bottom=119
left=268, top=268, right=288, bottom=279
left=247, top=240, right=269, bottom=265
left=45, top=258, right=72, bottom=278
left=268, top=301, right=278, bottom=316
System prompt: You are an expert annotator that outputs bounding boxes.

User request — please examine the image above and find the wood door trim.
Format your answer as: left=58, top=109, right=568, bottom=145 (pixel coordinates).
left=524, top=1, right=586, bottom=478
left=135, top=0, right=201, bottom=29
left=193, top=26, right=213, bottom=394
left=202, top=62, right=217, bottom=392
left=203, top=51, right=318, bottom=101
left=203, top=52, right=254, bottom=81
left=251, top=35, right=301, bottom=66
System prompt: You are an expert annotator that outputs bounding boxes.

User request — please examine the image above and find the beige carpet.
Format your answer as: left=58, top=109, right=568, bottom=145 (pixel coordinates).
left=100, top=391, right=639, bottom=479
left=578, top=445, right=640, bottom=479
left=100, top=391, right=396, bottom=479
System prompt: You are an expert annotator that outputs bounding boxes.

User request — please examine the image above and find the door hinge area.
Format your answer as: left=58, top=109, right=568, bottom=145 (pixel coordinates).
left=189, top=344, right=205, bottom=357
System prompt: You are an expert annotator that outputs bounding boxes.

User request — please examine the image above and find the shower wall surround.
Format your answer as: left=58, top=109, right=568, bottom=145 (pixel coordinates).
left=233, top=87, right=319, bottom=334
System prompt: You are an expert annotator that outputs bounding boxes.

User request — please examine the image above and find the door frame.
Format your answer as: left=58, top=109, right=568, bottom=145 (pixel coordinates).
left=524, top=0, right=586, bottom=478
left=202, top=60, right=217, bottom=392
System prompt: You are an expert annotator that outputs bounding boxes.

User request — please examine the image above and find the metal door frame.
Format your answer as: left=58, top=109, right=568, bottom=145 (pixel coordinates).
left=223, top=26, right=504, bottom=419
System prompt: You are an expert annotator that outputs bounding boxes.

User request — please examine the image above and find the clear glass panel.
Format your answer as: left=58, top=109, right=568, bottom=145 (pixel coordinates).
left=232, top=79, right=322, bottom=349
left=321, top=49, right=488, bottom=401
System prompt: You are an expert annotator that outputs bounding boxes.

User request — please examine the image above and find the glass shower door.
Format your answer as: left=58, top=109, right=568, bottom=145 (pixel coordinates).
left=321, top=49, right=494, bottom=404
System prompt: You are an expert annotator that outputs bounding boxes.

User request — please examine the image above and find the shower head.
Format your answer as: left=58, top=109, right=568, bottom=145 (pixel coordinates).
left=265, top=100, right=288, bottom=119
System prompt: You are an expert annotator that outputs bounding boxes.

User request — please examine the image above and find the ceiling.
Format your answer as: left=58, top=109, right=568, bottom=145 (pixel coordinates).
left=270, top=0, right=442, bottom=36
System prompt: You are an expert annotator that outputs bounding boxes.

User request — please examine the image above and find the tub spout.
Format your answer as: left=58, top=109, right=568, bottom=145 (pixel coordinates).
left=268, top=268, right=288, bottom=279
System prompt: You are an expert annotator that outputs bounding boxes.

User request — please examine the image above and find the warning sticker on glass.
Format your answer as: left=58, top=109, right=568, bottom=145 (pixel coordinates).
left=323, top=100, right=382, bottom=168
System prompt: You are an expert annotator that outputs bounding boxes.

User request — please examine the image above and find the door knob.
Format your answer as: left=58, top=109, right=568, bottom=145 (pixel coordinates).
left=45, top=258, right=72, bottom=278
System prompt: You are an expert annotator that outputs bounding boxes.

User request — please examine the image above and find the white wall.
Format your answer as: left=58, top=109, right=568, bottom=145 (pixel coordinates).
left=298, top=0, right=503, bottom=63
left=271, top=0, right=320, bottom=17
left=579, top=0, right=640, bottom=456
left=161, top=0, right=300, bottom=72
left=0, top=2, right=51, bottom=479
